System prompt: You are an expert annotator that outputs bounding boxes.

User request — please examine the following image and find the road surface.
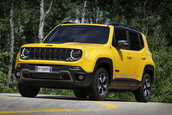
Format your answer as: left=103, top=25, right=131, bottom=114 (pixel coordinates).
left=0, top=93, right=171, bottom=115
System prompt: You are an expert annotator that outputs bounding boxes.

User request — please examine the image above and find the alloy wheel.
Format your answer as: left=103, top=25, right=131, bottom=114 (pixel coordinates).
left=97, top=73, right=108, bottom=97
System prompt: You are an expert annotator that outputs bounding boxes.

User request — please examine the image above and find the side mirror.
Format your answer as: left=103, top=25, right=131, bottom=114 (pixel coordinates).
left=117, top=40, right=129, bottom=49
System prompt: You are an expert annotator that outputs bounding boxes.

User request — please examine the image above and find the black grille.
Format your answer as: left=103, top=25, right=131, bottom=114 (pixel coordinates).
left=26, top=48, right=71, bottom=60
left=22, top=72, right=71, bottom=80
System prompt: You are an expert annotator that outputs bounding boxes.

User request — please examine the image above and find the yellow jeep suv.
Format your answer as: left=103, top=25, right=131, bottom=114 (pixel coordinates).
left=15, top=23, right=155, bottom=102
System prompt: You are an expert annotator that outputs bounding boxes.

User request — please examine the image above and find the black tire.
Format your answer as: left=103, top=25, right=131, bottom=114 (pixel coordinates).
left=73, top=88, right=88, bottom=98
left=18, top=84, right=40, bottom=97
left=88, top=68, right=109, bottom=101
left=134, top=73, right=152, bottom=102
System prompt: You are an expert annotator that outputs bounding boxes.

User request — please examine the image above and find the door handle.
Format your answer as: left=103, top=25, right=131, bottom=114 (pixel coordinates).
left=127, top=56, right=132, bottom=59
left=141, top=57, right=146, bottom=60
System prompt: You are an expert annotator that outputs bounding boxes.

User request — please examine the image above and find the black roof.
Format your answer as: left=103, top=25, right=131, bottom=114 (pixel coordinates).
left=110, top=23, right=142, bottom=33
left=61, top=22, right=142, bottom=33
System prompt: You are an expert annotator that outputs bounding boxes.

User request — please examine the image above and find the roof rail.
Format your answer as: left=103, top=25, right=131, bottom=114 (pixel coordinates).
left=61, top=22, right=75, bottom=24
left=110, top=23, right=141, bottom=32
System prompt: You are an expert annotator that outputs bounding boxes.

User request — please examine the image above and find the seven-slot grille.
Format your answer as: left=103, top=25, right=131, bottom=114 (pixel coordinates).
left=25, top=48, right=71, bottom=60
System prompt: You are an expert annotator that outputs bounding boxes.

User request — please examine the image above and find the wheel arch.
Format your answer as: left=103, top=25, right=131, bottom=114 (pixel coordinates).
left=94, top=58, right=113, bottom=84
left=143, top=65, right=155, bottom=84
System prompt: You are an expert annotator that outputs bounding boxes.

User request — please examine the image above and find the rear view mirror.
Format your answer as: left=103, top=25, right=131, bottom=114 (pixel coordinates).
left=117, top=40, right=129, bottom=49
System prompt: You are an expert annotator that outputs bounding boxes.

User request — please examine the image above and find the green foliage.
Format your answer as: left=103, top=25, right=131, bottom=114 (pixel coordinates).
left=0, top=70, right=9, bottom=92
left=0, top=52, right=18, bottom=93
left=0, top=19, right=5, bottom=30
left=107, top=92, right=135, bottom=101
left=0, top=70, right=17, bottom=93
left=49, top=89, right=74, bottom=96
left=148, top=34, right=172, bottom=103
left=39, top=89, right=74, bottom=96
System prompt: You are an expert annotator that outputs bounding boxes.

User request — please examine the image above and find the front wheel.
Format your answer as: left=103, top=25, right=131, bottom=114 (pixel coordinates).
left=18, top=84, right=40, bottom=97
left=134, top=73, right=152, bottom=102
left=88, top=68, right=109, bottom=101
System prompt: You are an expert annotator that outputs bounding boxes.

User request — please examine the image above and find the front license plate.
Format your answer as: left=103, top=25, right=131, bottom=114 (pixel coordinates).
left=35, top=66, right=52, bottom=72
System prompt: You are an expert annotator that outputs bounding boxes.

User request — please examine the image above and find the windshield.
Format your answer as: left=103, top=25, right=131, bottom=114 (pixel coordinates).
left=43, top=25, right=110, bottom=44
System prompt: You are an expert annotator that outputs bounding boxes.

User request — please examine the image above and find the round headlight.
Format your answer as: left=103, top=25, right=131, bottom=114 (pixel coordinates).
left=70, top=49, right=82, bottom=60
left=21, top=48, right=30, bottom=59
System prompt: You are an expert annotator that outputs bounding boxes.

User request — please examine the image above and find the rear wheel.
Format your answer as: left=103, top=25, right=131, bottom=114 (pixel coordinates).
left=73, top=88, right=88, bottom=98
left=88, top=68, right=109, bottom=101
left=134, top=73, right=152, bottom=102
left=18, top=84, right=40, bottom=97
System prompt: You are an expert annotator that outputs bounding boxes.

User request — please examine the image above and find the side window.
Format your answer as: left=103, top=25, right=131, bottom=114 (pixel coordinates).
left=114, top=29, right=128, bottom=49
left=138, top=34, right=144, bottom=49
left=129, top=31, right=141, bottom=50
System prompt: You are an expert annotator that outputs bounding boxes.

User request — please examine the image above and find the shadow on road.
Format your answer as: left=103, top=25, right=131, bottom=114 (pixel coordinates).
left=3, top=93, right=135, bottom=102
left=34, top=95, right=133, bottom=102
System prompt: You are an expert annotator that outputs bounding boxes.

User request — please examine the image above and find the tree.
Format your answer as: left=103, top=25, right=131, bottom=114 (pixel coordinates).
left=81, top=0, right=87, bottom=23
left=38, top=0, right=52, bottom=42
left=7, top=0, right=15, bottom=87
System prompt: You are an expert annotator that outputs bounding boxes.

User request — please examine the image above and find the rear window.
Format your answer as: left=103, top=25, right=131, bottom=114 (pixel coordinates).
left=129, top=31, right=144, bottom=51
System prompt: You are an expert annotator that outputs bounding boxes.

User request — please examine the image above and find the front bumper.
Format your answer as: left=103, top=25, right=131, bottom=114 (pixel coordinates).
left=15, top=64, right=94, bottom=89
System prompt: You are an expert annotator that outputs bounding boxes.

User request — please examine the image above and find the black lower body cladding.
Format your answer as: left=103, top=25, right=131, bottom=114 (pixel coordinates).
left=15, top=64, right=94, bottom=89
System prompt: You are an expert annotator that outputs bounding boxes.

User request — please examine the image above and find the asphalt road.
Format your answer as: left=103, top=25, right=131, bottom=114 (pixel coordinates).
left=0, top=93, right=171, bottom=115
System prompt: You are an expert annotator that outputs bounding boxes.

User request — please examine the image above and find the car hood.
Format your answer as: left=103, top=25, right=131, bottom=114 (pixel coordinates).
left=21, top=42, right=105, bottom=49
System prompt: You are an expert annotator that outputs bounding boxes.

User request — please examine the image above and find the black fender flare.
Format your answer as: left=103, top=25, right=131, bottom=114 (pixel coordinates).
left=94, top=58, right=113, bottom=83
left=143, top=65, right=155, bottom=84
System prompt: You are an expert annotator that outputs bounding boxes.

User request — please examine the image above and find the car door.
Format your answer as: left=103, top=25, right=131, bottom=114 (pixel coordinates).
left=112, top=28, right=144, bottom=80
left=127, top=31, right=145, bottom=80
left=112, top=28, right=134, bottom=79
